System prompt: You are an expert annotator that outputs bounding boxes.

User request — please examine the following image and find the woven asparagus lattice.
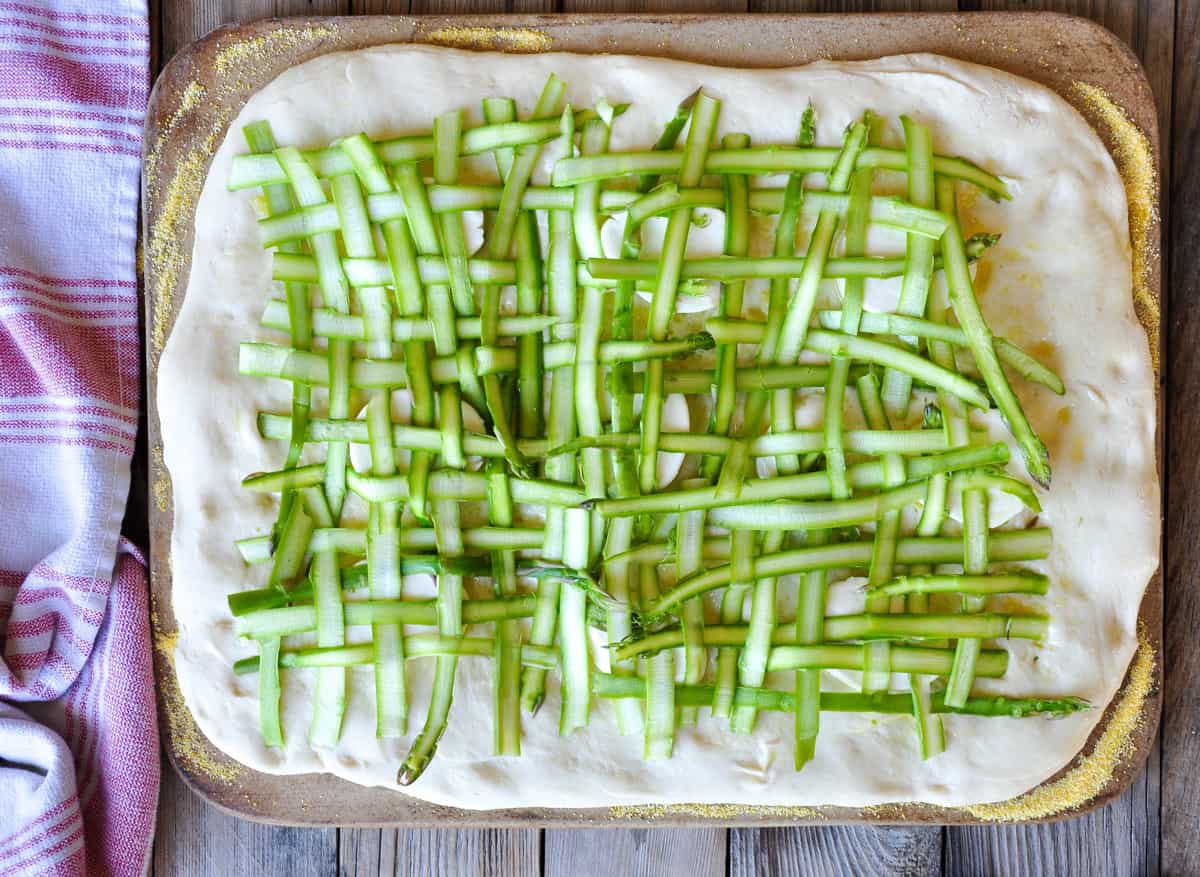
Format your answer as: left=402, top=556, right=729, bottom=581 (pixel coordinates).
left=227, top=77, right=1087, bottom=784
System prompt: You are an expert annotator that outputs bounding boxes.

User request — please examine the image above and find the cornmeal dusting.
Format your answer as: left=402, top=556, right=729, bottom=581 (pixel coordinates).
left=152, top=608, right=242, bottom=783
left=965, top=626, right=1156, bottom=821
left=1073, top=81, right=1160, bottom=374
left=145, top=79, right=207, bottom=360
left=213, top=25, right=335, bottom=77
left=424, top=26, right=551, bottom=54
left=610, top=803, right=822, bottom=821
left=152, top=444, right=170, bottom=512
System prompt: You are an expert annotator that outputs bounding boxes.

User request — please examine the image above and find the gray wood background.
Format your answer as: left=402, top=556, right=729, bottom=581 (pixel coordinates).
left=141, top=0, right=1194, bottom=873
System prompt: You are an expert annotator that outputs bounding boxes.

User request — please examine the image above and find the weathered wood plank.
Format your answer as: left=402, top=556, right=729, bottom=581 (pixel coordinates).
left=353, top=0, right=413, bottom=13
left=751, top=0, right=955, bottom=11
left=944, top=754, right=1161, bottom=876
left=729, top=826, right=942, bottom=877
left=1163, top=0, right=1199, bottom=867
left=339, top=829, right=540, bottom=877
left=161, top=0, right=351, bottom=66
left=152, top=759, right=338, bottom=876
left=544, top=828, right=726, bottom=877
left=562, top=0, right=747, bottom=11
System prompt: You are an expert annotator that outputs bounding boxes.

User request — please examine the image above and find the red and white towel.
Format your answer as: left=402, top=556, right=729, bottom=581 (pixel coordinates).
left=0, top=2, right=157, bottom=875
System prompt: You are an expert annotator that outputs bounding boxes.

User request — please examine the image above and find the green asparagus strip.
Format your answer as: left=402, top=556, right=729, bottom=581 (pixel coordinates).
left=642, top=527, right=1047, bottom=618
left=676, top=482, right=708, bottom=724
left=640, top=93, right=720, bottom=495
left=618, top=614, right=1047, bottom=661
left=586, top=442, right=1010, bottom=518
left=574, top=118, right=613, bottom=553
left=642, top=563, right=676, bottom=759
left=732, top=529, right=783, bottom=734
left=762, top=108, right=817, bottom=478
left=857, top=372, right=905, bottom=693
left=365, top=393, right=406, bottom=738
left=559, top=508, right=592, bottom=735
left=237, top=595, right=536, bottom=641
left=479, top=97, right=548, bottom=441
left=702, top=132, right=752, bottom=480
left=256, top=636, right=284, bottom=747
left=868, top=572, right=1049, bottom=598
left=582, top=234, right=997, bottom=286
left=480, top=84, right=563, bottom=476
left=399, top=498, right=464, bottom=785
left=938, top=177, right=1051, bottom=486
left=605, top=526, right=1051, bottom=576
left=234, top=638, right=560, bottom=675
left=822, top=115, right=876, bottom=500
left=548, top=427, right=951, bottom=459
left=228, top=554, right=491, bottom=616
left=486, top=463, right=522, bottom=756
left=525, top=112, right=580, bottom=710
left=308, top=549, right=347, bottom=747
left=229, top=108, right=623, bottom=189
left=552, top=146, right=1010, bottom=200
left=882, top=115, right=938, bottom=414
left=592, top=674, right=1088, bottom=719
left=713, top=529, right=753, bottom=720
left=794, top=528, right=830, bottom=768
left=261, top=300, right=556, bottom=344
left=346, top=467, right=586, bottom=507
left=274, top=146, right=352, bottom=521
left=813, top=311, right=1065, bottom=394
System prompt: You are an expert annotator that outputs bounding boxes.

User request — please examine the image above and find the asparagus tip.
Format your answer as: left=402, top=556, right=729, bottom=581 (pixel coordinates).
left=1023, top=439, right=1052, bottom=490
left=397, top=753, right=433, bottom=786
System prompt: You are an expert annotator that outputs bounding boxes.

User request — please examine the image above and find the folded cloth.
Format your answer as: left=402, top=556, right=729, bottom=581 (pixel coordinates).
left=0, top=2, right=156, bottom=875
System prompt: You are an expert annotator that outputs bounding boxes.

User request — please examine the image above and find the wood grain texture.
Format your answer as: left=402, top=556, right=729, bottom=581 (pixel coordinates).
left=153, top=760, right=338, bottom=875
left=544, top=828, right=726, bottom=877
left=1162, top=0, right=1198, bottom=868
left=729, top=826, right=942, bottom=877
left=161, top=0, right=351, bottom=61
left=563, top=0, right=747, bottom=12
left=751, top=0, right=954, bottom=10
left=341, top=828, right=541, bottom=876
left=944, top=758, right=1162, bottom=876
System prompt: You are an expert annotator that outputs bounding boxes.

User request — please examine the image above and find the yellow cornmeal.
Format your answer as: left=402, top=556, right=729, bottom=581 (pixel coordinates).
left=213, top=25, right=335, bottom=78
left=145, top=79, right=208, bottom=360
left=423, top=26, right=551, bottom=54
left=152, top=610, right=242, bottom=783
left=152, top=445, right=170, bottom=512
left=611, top=802, right=822, bottom=821
left=1073, top=81, right=1160, bottom=375
left=966, top=626, right=1156, bottom=821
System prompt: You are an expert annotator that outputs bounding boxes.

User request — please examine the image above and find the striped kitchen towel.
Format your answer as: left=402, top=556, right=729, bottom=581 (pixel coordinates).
left=0, top=2, right=157, bottom=875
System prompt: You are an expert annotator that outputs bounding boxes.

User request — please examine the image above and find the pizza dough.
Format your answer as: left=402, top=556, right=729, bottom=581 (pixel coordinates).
left=158, top=45, right=1159, bottom=809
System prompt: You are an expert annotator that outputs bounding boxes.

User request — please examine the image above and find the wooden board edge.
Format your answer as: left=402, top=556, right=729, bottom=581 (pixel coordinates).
left=141, top=11, right=1164, bottom=827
